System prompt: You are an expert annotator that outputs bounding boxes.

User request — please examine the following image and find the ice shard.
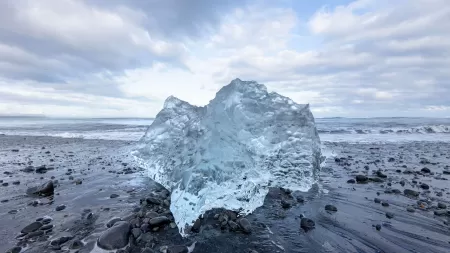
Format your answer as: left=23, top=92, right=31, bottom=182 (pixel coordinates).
left=133, top=78, right=322, bottom=235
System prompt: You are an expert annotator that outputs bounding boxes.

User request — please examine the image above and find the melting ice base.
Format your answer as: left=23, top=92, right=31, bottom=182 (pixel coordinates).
left=134, top=79, right=322, bottom=235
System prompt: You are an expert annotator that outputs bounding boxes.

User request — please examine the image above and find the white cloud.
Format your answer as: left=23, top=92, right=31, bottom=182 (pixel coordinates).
left=0, top=0, right=449, bottom=117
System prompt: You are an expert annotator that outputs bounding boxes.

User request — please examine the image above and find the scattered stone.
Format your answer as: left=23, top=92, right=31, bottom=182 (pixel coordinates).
left=434, top=210, right=448, bottom=216
left=376, top=224, right=382, bottom=231
left=110, top=194, right=119, bottom=199
left=420, top=184, right=430, bottom=190
left=50, top=236, right=74, bottom=246
left=407, top=206, right=415, bottom=213
left=281, top=200, right=292, bottom=209
left=438, top=203, right=447, bottom=209
left=386, top=212, right=395, bottom=219
left=8, top=210, right=18, bottom=214
left=106, top=217, right=122, bottom=228
left=404, top=189, right=419, bottom=197
left=21, top=221, right=43, bottom=233
left=376, top=171, right=387, bottom=178
left=131, top=228, right=141, bottom=238
left=191, top=219, right=201, bottom=233
left=55, top=204, right=66, bottom=211
left=74, top=179, right=82, bottom=185
left=300, top=218, right=315, bottom=232
left=238, top=218, right=252, bottom=234
left=40, top=224, right=53, bottom=231
left=347, top=179, right=356, bottom=184
left=97, top=221, right=131, bottom=250
left=421, top=168, right=431, bottom=173
left=70, top=240, right=84, bottom=249
left=26, top=180, right=54, bottom=197
left=12, top=181, right=20, bottom=185
left=374, top=198, right=381, bottom=203
left=382, top=202, right=389, bottom=207
left=356, top=175, right=369, bottom=183
left=5, top=246, right=21, bottom=253
left=167, top=245, right=189, bottom=253
left=35, top=165, right=48, bottom=174
left=325, top=204, right=337, bottom=212
left=296, top=195, right=305, bottom=203
left=149, top=216, right=170, bottom=226
left=2, top=182, right=9, bottom=186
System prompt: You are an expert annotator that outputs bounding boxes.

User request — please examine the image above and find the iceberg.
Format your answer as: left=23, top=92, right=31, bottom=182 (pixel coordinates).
left=133, top=78, right=322, bottom=235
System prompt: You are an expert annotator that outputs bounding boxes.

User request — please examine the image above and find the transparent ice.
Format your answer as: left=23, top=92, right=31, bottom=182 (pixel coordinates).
left=133, top=78, right=322, bottom=235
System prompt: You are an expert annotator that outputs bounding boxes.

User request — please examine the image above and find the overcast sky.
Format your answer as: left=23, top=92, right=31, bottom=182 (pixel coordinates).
left=0, top=0, right=449, bottom=118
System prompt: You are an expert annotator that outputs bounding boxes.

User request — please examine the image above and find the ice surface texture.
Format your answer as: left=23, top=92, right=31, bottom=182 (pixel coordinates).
left=134, top=78, right=322, bottom=235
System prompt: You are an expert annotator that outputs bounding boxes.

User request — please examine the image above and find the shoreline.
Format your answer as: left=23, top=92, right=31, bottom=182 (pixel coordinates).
left=1, top=135, right=449, bottom=252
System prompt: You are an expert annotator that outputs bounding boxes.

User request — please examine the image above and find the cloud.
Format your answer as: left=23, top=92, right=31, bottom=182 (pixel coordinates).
left=0, top=0, right=449, bottom=117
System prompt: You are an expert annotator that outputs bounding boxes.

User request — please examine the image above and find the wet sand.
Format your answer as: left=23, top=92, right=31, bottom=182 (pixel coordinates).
left=1, top=135, right=449, bottom=253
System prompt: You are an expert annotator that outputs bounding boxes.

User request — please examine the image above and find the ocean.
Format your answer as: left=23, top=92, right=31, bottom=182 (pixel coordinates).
left=1, top=117, right=449, bottom=143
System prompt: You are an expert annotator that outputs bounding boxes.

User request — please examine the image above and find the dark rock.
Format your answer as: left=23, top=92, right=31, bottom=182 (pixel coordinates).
left=228, top=220, right=239, bottom=230
left=421, top=167, right=431, bottom=173
left=2, top=182, right=9, bottom=186
left=382, top=202, right=389, bottom=207
left=386, top=212, right=395, bottom=219
left=376, top=171, right=387, bottom=178
left=300, top=218, right=315, bottom=232
left=50, top=236, right=74, bottom=246
left=406, top=206, right=415, bottom=213
left=443, top=170, right=450, bottom=175
left=281, top=200, right=292, bottom=209
left=356, top=175, right=368, bottom=183
left=110, top=194, right=119, bottom=199
left=238, top=218, right=252, bottom=234
left=131, top=228, right=141, bottom=238
left=376, top=224, right=381, bottom=231
left=74, top=179, right=82, bottom=185
left=8, top=210, right=18, bottom=214
left=35, top=165, right=48, bottom=174
left=434, top=210, right=448, bottom=216
left=370, top=177, right=384, bottom=183
left=55, top=205, right=66, bottom=211
left=106, top=217, right=122, bottom=228
left=140, top=224, right=150, bottom=233
left=138, top=232, right=153, bottom=243
left=374, top=198, right=381, bottom=203
left=438, top=202, right=447, bottom=209
left=347, top=179, right=356, bottom=184
left=404, top=189, right=419, bottom=197
left=191, top=219, right=201, bottom=233
left=97, top=221, right=131, bottom=250
left=149, top=216, right=170, bottom=226
left=21, top=222, right=43, bottom=233
left=167, top=245, right=189, bottom=253
left=145, top=197, right=161, bottom=205
left=70, top=240, right=84, bottom=249
left=388, top=158, right=395, bottom=162
left=296, top=195, right=305, bottom=203
left=26, top=230, right=44, bottom=239
left=325, top=204, right=337, bottom=212
left=40, top=224, right=53, bottom=231
left=420, top=183, right=430, bottom=190
left=26, top=180, right=54, bottom=197
left=6, top=247, right=21, bottom=253
left=42, top=218, right=52, bottom=224
left=12, top=181, right=20, bottom=185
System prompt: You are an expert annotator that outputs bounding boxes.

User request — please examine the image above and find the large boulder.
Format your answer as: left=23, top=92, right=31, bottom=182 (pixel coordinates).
left=97, top=221, right=131, bottom=250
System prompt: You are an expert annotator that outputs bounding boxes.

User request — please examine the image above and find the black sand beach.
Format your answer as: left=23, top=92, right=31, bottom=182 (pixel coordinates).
left=1, top=135, right=450, bottom=253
